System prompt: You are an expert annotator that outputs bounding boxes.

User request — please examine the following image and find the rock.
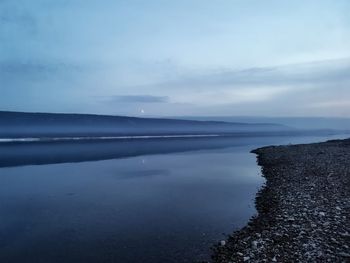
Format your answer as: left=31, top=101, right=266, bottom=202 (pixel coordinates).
left=340, top=232, right=350, bottom=237
left=330, top=238, right=338, bottom=244
left=338, top=252, right=350, bottom=258
left=251, top=240, right=258, bottom=250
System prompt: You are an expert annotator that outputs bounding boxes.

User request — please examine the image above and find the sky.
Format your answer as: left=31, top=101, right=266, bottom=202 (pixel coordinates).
left=1, top=0, right=350, bottom=117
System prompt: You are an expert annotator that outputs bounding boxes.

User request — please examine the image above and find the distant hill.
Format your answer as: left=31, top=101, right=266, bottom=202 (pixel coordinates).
left=0, top=111, right=292, bottom=139
left=172, top=116, right=350, bottom=130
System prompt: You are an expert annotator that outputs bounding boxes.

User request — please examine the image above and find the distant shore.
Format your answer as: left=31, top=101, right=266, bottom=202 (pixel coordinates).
left=211, top=139, right=350, bottom=262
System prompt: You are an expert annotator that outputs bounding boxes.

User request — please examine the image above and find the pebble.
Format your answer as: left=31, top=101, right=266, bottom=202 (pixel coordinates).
left=211, top=140, right=350, bottom=263
left=251, top=241, right=258, bottom=250
left=338, top=252, right=350, bottom=258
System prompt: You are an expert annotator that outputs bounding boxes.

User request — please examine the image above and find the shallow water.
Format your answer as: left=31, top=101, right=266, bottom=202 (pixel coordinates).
left=0, top=134, right=348, bottom=262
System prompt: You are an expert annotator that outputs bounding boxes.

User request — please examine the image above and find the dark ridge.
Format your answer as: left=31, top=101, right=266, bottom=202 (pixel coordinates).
left=0, top=111, right=292, bottom=138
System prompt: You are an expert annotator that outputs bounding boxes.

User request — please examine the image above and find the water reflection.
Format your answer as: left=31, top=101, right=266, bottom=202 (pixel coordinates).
left=0, top=136, right=249, bottom=167
left=0, top=135, right=340, bottom=168
left=0, top=134, right=348, bottom=263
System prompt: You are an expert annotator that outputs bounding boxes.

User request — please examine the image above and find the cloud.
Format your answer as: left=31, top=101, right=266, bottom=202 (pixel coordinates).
left=151, top=58, right=350, bottom=91
left=0, top=1, right=38, bottom=40
left=308, top=99, right=350, bottom=109
left=122, top=58, right=350, bottom=108
left=0, top=61, right=78, bottom=74
left=0, top=61, right=85, bottom=86
left=108, top=95, right=170, bottom=104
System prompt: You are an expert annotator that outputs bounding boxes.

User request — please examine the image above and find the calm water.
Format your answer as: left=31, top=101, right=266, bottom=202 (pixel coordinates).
left=0, top=134, right=348, bottom=263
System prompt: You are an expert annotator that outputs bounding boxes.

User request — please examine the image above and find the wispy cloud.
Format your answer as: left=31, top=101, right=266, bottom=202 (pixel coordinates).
left=123, top=58, right=350, bottom=107
left=108, top=95, right=170, bottom=104
left=150, top=58, right=350, bottom=90
left=0, top=61, right=80, bottom=74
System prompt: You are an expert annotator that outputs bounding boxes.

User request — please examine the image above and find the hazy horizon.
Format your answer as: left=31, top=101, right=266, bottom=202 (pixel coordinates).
left=1, top=1, right=350, bottom=117
left=3, top=109, right=350, bottom=122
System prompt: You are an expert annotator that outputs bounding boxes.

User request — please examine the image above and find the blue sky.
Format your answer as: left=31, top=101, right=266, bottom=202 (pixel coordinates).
left=1, top=0, right=350, bottom=117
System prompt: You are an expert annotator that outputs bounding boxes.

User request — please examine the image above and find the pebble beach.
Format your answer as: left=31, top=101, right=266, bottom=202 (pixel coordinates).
left=212, top=139, right=350, bottom=262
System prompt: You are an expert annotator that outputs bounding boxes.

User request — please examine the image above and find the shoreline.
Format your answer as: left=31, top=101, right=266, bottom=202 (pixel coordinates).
left=211, top=139, right=350, bottom=262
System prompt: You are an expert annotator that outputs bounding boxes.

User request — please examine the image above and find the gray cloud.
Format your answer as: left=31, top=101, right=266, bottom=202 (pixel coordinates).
left=108, top=95, right=170, bottom=104
left=0, top=61, right=85, bottom=85
left=147, top=58, right=350, bottom=91
left=107, top=58, right=350, bottom=116
left=0, top=1, right=38, bottom=40
left=0, top=61, right=78, bottom=74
